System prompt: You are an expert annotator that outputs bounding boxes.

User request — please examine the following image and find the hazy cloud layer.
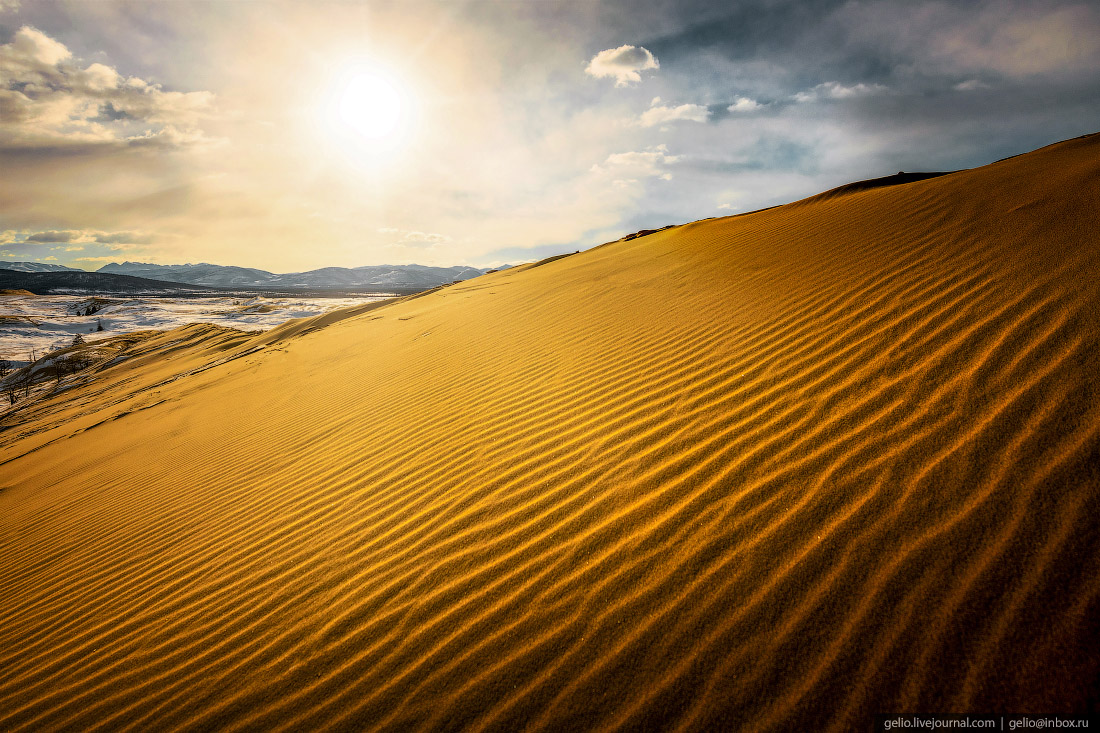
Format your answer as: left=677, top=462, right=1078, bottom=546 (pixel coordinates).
left=792, top=82, right=888, bottom=103
left=593, top=144, right=679, bottom=185
left=0, top=1, right=1098, bottom=271
left=7, top=228, right=153, bottom=247
left=379, top=228, right=452, bottom=247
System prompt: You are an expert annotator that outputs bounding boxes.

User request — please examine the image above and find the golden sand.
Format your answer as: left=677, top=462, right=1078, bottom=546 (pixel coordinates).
left=1, top=134, right=1098, bottom=730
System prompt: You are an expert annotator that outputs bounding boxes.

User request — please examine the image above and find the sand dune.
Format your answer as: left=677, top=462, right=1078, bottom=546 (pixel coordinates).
left=2, top=134, right=1098, bottom=731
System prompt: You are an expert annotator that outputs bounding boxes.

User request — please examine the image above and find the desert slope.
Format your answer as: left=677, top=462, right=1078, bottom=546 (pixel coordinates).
left=1, top=134, right=1098, bottom=731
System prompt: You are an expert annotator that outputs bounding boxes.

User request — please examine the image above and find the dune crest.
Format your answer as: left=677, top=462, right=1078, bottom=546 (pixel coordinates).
left=2, top=134, right=1099, bottom=731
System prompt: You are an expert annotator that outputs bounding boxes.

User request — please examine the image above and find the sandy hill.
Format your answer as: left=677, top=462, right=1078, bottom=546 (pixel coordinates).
left=2, top=134, right=1098, bottom=731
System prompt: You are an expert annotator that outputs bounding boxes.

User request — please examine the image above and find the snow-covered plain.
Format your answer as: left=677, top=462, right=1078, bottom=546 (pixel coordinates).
left=0, top=294, right=392, bottom=364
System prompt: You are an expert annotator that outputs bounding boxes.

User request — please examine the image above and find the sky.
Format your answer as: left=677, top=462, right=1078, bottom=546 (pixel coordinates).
left=1, top=0, right=1098, bottom=272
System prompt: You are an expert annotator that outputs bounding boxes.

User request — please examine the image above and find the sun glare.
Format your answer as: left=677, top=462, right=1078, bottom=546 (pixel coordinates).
left=337, top=72, right=403, bottom=139
left=320, top=64, right=417, bottom=163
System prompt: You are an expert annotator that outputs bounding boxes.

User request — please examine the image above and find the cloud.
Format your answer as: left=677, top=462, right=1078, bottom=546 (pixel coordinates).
left=585, top=45, right=659, bottom=87
left=793, top=81, right=888, bottom=103
left=7, top=25, right=70, bottom=65
left=639, top=102, right=709, bottom=127
left=954, top=79, right=990, bottom=91
left=727, top=97, right=762, bottom=112
left=94, top=230, right=148, bottom=244
left=930, top=3, right=1100, bottom=78
left=82, top=62, right=120, bottom=92
left=0, top=26, right=215, bottom=152
left=74, top=256, right=124, bottom=263
left=1, top=0, right=1096, bottom=274
left=26, top=229, right=85, bottom=243
left=0, top=230, right=15, bottom=244
left=20, top=229, right=149, bottom=245
left=0, top=0, right=21, bottom=13
left=592, top=144, right=679, bottom=184
left=378, top=228, right=451, bottom=247
left=827, top=1, right=1100, bottom=83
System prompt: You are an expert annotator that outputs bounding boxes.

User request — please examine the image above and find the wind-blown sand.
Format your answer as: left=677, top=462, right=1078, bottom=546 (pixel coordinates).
left=1, top=134, right=1098, bottom=731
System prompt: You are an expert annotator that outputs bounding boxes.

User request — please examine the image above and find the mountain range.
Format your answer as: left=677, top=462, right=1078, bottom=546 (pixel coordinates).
left=0, top=268, right=226, bottom=296
left=100, top=262, right=498, bottom=289
left=0, top=261, right=82, bottom=273
left=1, top=261, right=504, bottom=290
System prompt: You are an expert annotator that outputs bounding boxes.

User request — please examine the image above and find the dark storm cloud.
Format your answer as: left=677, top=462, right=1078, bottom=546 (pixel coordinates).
left=640, top=0, right=844, bottom=59
left=588, top=0, right=1100, bottom=191
left=623, top=0, right=1100, bottom=94
left=632, top=0, right=884, bottom=91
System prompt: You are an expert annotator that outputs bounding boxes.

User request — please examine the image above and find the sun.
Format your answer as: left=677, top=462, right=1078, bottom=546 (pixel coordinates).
left=320, top=64, right=416, bottom=158
left=336, top=72, right=404, bottom=140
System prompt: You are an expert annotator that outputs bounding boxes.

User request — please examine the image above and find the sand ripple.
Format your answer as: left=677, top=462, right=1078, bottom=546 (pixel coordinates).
left=1, top=134, right=1098, bottom=731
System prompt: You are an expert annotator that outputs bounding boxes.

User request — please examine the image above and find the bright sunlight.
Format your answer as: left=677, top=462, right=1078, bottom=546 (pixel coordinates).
left=337, top=72, right=404, bottom=139
left=318, top=63, right=418, bottom=168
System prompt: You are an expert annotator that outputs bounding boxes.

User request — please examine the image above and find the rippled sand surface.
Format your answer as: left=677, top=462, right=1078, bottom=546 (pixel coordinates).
left=2, top=134, right=1098, bottom=731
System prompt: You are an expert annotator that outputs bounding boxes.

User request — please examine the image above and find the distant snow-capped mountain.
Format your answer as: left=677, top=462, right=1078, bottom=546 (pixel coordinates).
left=98, top=262, right=279, bottom=287
left=97, top=261, right=497, bottom=289
left=1, top=261, right=82, bottom=273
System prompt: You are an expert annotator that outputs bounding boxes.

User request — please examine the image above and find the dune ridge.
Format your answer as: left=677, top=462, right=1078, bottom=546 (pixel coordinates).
left=1, top=134, right=1098, bottom=731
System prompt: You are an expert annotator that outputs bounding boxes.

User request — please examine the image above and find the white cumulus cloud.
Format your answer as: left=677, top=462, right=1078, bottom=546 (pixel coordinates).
left=727, top=97, right=762, bottom=112
left=585, top=45, right=659, bottom=87
left=0, top=25, right=215, bottom=151
left=7, top=25, right=69, bottom=66
left=639, top=102, right=709, bottom=127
